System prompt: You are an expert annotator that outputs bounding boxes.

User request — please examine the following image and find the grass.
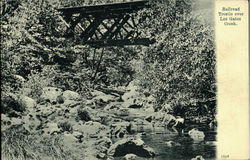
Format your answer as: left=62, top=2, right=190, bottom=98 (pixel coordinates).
left=1, top=127, right=86, bottom=160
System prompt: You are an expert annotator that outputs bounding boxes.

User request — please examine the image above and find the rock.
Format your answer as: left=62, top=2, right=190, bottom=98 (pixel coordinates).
left=13, top=74, right=26, bottom=83
left=133, top=118, right=146, bottom=125
left=96, top=137, right=112, bottom=149
left=95, top=137, right=113, bottom=158
left=188, top=128, right=205, bottom=141
left=13, top=75, right=25, bottom=88
left=108, top=137, right=155, bottom=158
left=124, top=154, right=137, bottom=160
left=18, top=96, right=36, bottom=113
left=150, top=112, right=176, bottom=127
left=43, top=122, right=61, bottom=135
left=72, top=131, right=83, bottom=139
left=97, top=153, right=106, bottom=159
left=111, top=121, right=132, bottom=138
left=191, top=155, right=205, bottom=160
left=40, top=87, right=62, bottom=104
left=61, top=132, right=79, bottom=147
left=104, top=102, right=122, bottom=111
left=115, top=108, right=130, bottom=116
left=90, top=90, right=116, bottom=104
left=22, top=114, right=41, bottom=133
left=62, top=90, right=81, bottom=101
left=84, top=156, right=99, bottom=160
left=165, top=141, right=181, bottom=147
left=74, top=121, right=109, bottom=138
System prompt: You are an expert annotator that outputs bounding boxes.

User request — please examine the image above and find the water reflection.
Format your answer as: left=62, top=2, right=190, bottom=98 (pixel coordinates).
left=134, top=124, right=216, bottom=160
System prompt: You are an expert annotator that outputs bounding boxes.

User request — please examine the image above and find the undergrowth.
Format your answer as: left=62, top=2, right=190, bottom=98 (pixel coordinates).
left=1, top=127, right=85, bottom=160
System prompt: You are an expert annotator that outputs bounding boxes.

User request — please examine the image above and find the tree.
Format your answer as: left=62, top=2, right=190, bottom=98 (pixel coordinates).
left=134, top=0, right=216, bottom=112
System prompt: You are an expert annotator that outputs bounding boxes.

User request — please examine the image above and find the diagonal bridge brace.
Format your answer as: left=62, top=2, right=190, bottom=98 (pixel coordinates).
left=57, top=0, right=155, bottom=47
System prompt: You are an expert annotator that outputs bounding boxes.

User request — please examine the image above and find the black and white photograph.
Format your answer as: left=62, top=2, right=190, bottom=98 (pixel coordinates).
left=1, top=0, right=218, bottom=160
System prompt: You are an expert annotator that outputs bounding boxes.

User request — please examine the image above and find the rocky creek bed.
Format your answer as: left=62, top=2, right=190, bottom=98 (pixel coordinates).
left=1, top=83, right=217, bottom=160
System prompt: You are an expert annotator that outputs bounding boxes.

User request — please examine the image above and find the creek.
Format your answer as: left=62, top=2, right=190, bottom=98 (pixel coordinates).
left=113, top=122, right=216, bottom=160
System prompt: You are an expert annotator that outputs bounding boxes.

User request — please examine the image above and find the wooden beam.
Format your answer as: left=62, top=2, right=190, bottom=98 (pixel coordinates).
left=131, top=16, right=137, bottom=27
left=68, top=13, right=85, bottom=30
left=121, top=25, right=129, bottom=33
left=80, top=17, right=95, bottom=38
left=108, top=15, right=130, bottom=39
left=57, top=0, right=150, bottom=15
left=101, top=17, right=122, bottom=40
left=125, top=20, right=135, bottom=29
left=118, top=31, right=123, bottom=39
left=124, top=31, right=135, bottom=39
left=83, top=18, right=102, bottom=41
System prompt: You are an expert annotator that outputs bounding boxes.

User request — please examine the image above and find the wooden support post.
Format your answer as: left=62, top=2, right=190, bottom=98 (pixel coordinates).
left=92, top=48, right=96, bottom=68
left=92, top=48, right=104, bottom=81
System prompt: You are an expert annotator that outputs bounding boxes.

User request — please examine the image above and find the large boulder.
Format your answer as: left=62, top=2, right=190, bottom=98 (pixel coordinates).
left=124, top=154, right=137, bottom=160
left=108, top=137, right=155, bottom=158
left=110, top=121, right=132, bottom=138
left=74, top=121, right=109, bottom=138
left=188, top=128, right=205, bottom=141
left=145, top=112, right=176, bottom=127
left=18, top=96, right=36, bottom=113
left=62, top=90, right=81, bottom=101
left=42, top=122, right=61, bottom=135
left=40, top=87, right=62, bottom=104
left=89, top=90, right=116, bottom=107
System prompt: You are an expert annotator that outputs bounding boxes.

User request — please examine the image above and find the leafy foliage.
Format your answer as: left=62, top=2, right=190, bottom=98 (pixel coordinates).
left=135, top=0, right=216, bottom=113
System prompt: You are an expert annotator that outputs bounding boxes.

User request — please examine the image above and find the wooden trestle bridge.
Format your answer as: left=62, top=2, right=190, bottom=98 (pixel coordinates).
left=57, top=0, right=155, bottom=48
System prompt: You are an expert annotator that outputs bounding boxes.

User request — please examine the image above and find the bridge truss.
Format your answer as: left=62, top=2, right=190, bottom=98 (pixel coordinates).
left=57, top=0, right=155, bottom=48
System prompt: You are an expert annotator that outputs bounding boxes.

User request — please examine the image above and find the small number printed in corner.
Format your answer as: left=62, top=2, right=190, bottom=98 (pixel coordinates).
left=221, top=154, right=229, bottom=159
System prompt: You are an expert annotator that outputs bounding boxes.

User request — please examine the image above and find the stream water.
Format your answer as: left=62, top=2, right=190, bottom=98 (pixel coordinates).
left=112, top=110, right=216, bottom=160
left=134, top=124, right=216, bottom=160
left=113, top=123, right=216, bottom=160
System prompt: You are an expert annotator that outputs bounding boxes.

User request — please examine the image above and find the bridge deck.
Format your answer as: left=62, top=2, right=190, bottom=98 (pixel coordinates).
left=57, top=1, right=150, bottom=16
